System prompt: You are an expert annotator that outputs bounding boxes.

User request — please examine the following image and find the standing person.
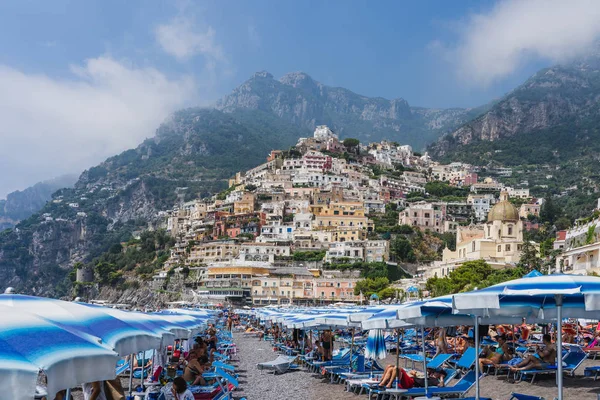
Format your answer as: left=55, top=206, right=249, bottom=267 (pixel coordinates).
left=227, top=315, right=233, bottom=331
left=321, top=329, right=333, bottom=361
left=434, top=328, right=449, bottom=356
left=82, top=381, right=107, bottom=400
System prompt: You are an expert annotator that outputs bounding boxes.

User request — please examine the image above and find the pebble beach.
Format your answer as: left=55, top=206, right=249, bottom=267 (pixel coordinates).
left=232, top=332, right=600, bottom=400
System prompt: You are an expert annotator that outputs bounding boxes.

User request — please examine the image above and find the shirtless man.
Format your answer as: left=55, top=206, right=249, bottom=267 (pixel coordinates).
left=510, top=334, right=556, bottom=371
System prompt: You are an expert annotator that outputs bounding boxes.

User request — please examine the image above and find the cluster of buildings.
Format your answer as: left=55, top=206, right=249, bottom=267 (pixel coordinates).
left=153, top=125, right=542, bottom=304
left=554, top=201, right=600, bottom=275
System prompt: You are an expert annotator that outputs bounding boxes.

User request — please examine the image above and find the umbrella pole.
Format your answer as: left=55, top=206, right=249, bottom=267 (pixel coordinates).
left=350, top=327, right=355, bottom=373
left=421, top=326, right=428, bottom=396
left=395, top=329, right=400, bottom=389
left=129, top=353, right=134, bottom=397
left=65, top=388, right=71, bottom=400
left=556, top=294, right=564, bottom=400
left=474, top=317, right=480, bottom=400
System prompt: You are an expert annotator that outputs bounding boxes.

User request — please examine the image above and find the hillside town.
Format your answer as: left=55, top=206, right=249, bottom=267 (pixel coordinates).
left=119, top=125, right=593, bottom=306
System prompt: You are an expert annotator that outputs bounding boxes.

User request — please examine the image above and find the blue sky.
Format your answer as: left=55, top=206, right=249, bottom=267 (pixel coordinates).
left=1, top=0, right=600, bottom=196
left=0, top=0, right=545, bottom=108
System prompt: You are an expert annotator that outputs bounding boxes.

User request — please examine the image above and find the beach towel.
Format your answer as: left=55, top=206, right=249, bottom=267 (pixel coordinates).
left=508, top=357, right=522, bottom=366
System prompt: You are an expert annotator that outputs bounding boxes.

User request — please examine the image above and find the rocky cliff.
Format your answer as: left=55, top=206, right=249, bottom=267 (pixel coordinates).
left=430, top=56, right=600, bottom=162
left=0, top=108, right=305, bottom=296
left=216, top=71, right=480, bottom=149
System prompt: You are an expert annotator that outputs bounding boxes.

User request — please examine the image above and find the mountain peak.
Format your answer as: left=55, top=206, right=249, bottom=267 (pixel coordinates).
left=279, top=71, right=316, bottom=88
left=252, top=70, right=274, bottom=79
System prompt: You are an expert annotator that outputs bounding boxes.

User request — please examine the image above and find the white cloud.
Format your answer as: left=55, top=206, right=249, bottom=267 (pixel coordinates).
left=441, top=0, right=600, bottom=86
left=155, top=16, right=224, bottom=65
left=0, top=56, right=195, bottom=197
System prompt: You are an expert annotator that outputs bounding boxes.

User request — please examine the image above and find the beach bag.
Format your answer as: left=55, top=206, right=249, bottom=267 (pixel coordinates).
left=103, top=378, right=125, bottom=400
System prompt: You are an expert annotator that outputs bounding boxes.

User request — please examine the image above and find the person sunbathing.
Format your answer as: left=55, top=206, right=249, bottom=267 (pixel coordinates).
left=479, top=335, right=511, bottom=371
left=183, top=355, right=210, bottom=385
left=510, top=334, right=556, bottom=371
left=379, top=365, right=446, bottom=389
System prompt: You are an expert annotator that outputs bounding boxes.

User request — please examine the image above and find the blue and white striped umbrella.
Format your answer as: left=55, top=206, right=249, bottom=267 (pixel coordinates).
left=0, top=305, right=118, bottom=400
left=452, top=273, right=600, bottom=321
left=347, top=306, right=389, bottom=323
left=364, top=329, right=387, bottom=360
left=310, top=313, right=359, bottom=328
left=362, top=305, right=411, bottom=330
left=453, top=273, right=600, bottom=400
left=0, top=294, right=163, bottom=355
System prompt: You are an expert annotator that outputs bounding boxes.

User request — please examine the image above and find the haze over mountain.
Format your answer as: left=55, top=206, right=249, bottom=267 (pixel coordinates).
left=216, top=71, right=490, bottom=149
left=0, top=174, right=78, bottom=230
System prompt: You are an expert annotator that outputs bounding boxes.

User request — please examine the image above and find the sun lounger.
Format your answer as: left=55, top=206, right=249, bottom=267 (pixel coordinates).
left=257, top=355, right=298, bottom=374
left=510, top=393, right=545, bottom=400
left=448, top=347, right=477, bottom=371
left=396, top=370, right=483, bottom=399
left=584, top=347, right=600, bottom=360
left=585, top=365, right=600, bottom=380
left=518, top=348, right=587, bottom=383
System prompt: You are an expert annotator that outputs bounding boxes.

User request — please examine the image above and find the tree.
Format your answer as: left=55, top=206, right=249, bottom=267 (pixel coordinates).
left=516, top=241, right=541, bottom=273
left=378, top=287, right=396, bottom=299
left=390, top=237, right=416, bottom=262
left=343, top=138, right=360, bottom=152
left=540, top=196, right=560, bottom=225
left=555, top=217, right=571, bottom=231
left=354, top=277, right=389, bottom=297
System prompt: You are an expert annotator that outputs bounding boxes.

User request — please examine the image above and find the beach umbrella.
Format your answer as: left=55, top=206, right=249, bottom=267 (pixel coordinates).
left=347, top=306, right=390, bottom=323
left=0, top=305, right=118, bottom=400
left=364, top=329, right=387, bottom=361
left=452, top=273, right=600, bottom=400
left=523, top=269, right=543, bottom=278
left=0, top=294, right=163, bottom=355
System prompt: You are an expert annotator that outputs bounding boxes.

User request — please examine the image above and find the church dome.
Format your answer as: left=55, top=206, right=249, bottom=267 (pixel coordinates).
left=487, top=192, right=519, bottom=222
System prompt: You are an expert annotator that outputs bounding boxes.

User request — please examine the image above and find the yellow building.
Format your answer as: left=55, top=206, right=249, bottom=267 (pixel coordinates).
left=234, top=193, right=255, bottom=214
left=188, top=241, right=240, bottom=264
left=311, top=201, right=371, bottom=230
left=439, top=191, right=526, bottom=271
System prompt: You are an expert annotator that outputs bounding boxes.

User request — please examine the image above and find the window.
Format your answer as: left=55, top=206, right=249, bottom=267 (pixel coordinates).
left=487, top=226, right=491, bottom=236
left=505, top=244, right=511, bottom=251
left=472, top=242, right=475, bottom=252
left=508, top=225, right=513, bottom=235
left=331, top=292, right=335, bottom=297
left=517, top=244, right=523, bottom=251
left=498, top=245, right=501, bottom=252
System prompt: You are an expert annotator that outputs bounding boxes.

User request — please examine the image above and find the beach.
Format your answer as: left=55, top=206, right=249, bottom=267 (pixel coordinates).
left=233, top=332, right=600, bottom=400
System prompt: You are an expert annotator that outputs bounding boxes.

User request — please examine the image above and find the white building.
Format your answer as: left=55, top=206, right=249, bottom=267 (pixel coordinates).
left=314, top=125, right=338, bottom=140
left=467, top=193, right=495, bottom=222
